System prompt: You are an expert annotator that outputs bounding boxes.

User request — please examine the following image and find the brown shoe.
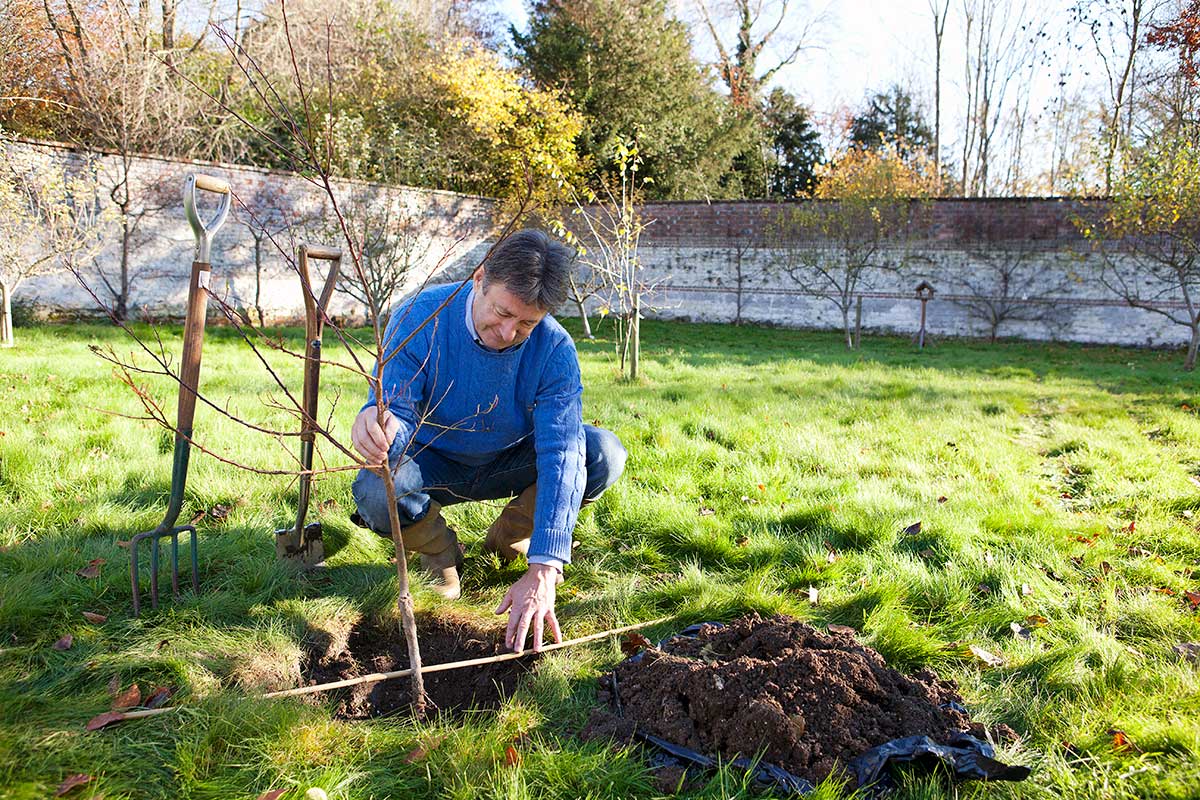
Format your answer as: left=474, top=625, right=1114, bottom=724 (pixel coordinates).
left=398, top=502, right=462, bottom=600
left=483, top=485, right=536, bottom=563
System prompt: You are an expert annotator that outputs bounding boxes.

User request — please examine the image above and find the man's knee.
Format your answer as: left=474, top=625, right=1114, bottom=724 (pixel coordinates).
left=351, top=462, right=429, bottom=531
left=583, top=426, right=627, bottom=501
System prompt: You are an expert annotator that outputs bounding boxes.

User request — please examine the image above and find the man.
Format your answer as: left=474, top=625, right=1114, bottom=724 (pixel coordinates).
left=350, top=229, right=626, bottom=654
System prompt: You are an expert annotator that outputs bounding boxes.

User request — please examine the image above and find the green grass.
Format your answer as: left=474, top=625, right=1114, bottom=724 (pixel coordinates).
left=2, top=319, right=1200, bottom=799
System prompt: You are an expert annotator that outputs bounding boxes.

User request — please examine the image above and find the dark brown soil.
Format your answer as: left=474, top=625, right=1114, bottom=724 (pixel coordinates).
left=583, top=613, right=980, bottom=785
left=303, top=614, right=529, bottom=718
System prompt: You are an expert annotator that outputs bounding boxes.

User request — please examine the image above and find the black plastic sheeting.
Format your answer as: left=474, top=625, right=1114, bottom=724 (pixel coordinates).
left=606, top=622, right=1031, bottom=796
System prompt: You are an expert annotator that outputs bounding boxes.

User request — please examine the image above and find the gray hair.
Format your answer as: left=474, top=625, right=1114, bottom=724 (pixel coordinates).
left=482, top=229, right=574, bottom=311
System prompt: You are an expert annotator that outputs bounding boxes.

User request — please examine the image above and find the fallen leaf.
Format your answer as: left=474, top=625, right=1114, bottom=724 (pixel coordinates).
left=1189, top=475, right=1200, bottom=490
left=1021, top=583, right=1033, bottom=596
left=256, top=790, right=287, bottom=800
left=53, top=634, right=74, bottom=651
left=115, top=539, right=131, bottom=549
left=1109, top=728, right=1139, bottom=753
left=1185, top=590, right=1200, bottom=610
left=82, top=611, right=107, bottom=624
left=75, top=558, right=105, bottom=579
left=112, top=683, right=141, bottom=710
left=1074, top=533, right=1099, bottom=546
left=698, top=506, right=714, bottom=516
left=1127, top=546, right=1153, bottom=558
left=1099, top=561, right=1112, bottom=576
left=620, top=633, right=655, bottom=657
left=208, top=504, right=231, bottom=521
left=106, top=675, right=120, bottom=697
left=86, top=711, right=126, bottom=731
left=1154, top=587, right=1177, bottom=597
left=1024, top=614, right=1049, bottom=627
left=155, top=639, right=170, bottom=651
left=975, top=583, right=992, bottom=595
left=504, top=745, right=521, bottom=767
left=919, top=548, right=936, bottom=559
left=320, top=498, right=338, bottom=511
left=403, top=734, right=445, bottom=764
left=1123, top=520, right=1135, bottom=534
left=188, top=510, right=206, bottom=526
left=144, top=686, right=174, bottom=709
left=937, top=495, right=948, bottom=503
left=757, top=483, right=765, bottom=492
left=968, top=644, right=1005, bottom=668
left=901, top=521, right=922, bottom=537
left=1010, top=622, right=1032, bottom=640
left=54, top=773, right=93, bottom=796
left=1172, top=643, right=1200, bottom=663
left=827, top=624, right=856, bottom=636
left=735, top=534, right=749, bottom=547
left=807, top=586, right=819, bottom=605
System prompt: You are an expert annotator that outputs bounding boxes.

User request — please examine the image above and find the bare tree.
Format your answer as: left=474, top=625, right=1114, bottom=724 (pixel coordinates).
left=238, top=182, right=319, bottom=325
left=688, top=0, right=828, bottom=111
left=928, top=0, right=950, bottom=180
left=948, top=243, right=1074, bottom=342
left=959, top=0, right=1044, bottom=196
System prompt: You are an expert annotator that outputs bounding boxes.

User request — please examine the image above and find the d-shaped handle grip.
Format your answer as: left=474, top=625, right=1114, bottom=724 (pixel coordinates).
left=298, top=244, right=342, bottom=335
left=183, top=173, right=231, bottom=264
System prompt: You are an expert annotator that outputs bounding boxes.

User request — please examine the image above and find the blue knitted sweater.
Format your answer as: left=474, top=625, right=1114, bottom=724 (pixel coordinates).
left=364, top=283, right=586, bottom=563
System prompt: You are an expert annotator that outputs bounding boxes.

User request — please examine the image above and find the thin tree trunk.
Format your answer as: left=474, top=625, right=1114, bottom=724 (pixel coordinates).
left=576, top=299, right=593, bottom=338
left=842, top=303, right=853, bottom=349
left=1187, top=325, right=1199, bottom=371
left=0, top=279, right=13, bottom=347
left=254, top=234, right=265, bottom=326
left=378, top=459, right=426, bottom=715
left=118, top=212, right=132, bottom=322
left=630, top=294, right=641, bottom=380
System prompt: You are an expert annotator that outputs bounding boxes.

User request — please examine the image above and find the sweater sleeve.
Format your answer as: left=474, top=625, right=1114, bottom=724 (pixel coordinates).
left=527, top=340, right=586, bottom=564
left=362, top=301, right=435, bottom=457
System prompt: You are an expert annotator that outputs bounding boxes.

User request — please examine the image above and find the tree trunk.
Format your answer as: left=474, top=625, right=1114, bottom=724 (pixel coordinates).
left=1186, top=325, right=1199, bottom=371
left=379, top=460, right=426, bottom=715
left=574, top=296, right=593, bottom=338
left=117, top=212, right=132, bottom=322
left=630, top=294, right=641, bottom=380
left=0, top=279, right=13, bottom=347
left=842, top=303, right=853, bottom=349
left=254, top=234, right=265, bottom=326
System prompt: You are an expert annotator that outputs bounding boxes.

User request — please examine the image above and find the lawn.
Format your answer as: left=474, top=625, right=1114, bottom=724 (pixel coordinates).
left=1, top=318, right=1199, bottom=799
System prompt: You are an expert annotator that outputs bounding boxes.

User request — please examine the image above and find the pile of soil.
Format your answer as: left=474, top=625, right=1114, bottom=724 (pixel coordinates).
left=303, top=615, right=528, bottom=718
left=584, top=613, right=1004, bottom=785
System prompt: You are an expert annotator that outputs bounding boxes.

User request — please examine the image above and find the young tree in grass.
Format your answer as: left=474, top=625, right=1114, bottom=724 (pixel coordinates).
left=947, top=243, right=1074, bottom=342
left=573, top=141, right=655, bottom=379
left=1078, top=135, right=1200, bottom=369
left=770, top=141, right=938, bottom=348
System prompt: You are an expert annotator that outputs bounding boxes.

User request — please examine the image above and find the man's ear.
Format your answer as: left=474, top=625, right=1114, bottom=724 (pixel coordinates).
left=472, top=268, right=484, bottom=289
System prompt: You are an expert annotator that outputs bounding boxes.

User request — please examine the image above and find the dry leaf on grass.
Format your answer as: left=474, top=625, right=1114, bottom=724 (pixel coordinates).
left=827, top=624, right=856, bottom=636
left=256, top=790, right=287, bottom=800
left=504, top=745, right=521, bottom=767
left=969, top=645, right=1005, bottom=667
left=208, top=504, right=232, bottom=521
left=1024, top=614, right=1049, bottom=627
left=86, top=711, right=126, bottom=731
left=900, top=521, right=922, bottom=536
left=698, top=506, right=714, bottom=516
left=1109, top=728, right=1140, bottom=753
left=144, top=686, right=174, bottom=709
left=1021, top=583, right=1033, bottom=596
left=112, top=684, right=141, bottom=711
left=1172, top=643, right=1200, bottom=663
left=53, top=634, right=73, bottom=651
left=81, top=611, right=107, bottom=624
left=807, top=586, right=819, bottom=605
left=75, top=558, right=105, bottom=579
left=1010, top=622, right=1032, bottom=640
left=1184, top=590, right=1200, bottom=610
left=54, top=774, right=93, bottom=796
left=403, top=735, right=446, bottom=764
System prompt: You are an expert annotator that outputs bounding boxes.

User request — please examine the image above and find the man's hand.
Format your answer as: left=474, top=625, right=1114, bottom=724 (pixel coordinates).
left=351, top=406, right=399, bottom=464
left=495, top=563, right=563, bottom=653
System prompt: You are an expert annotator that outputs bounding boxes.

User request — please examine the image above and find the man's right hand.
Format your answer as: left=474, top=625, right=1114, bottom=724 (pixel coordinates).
left=351, top=406, right=399, bottom=464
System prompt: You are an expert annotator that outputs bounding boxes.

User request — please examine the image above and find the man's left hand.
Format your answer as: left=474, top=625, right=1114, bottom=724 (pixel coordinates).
left=495, top=563, right=563, bottom=653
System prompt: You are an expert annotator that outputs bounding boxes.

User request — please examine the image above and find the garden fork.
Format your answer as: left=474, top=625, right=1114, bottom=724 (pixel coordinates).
left=130, top=173, right=231, bottom=615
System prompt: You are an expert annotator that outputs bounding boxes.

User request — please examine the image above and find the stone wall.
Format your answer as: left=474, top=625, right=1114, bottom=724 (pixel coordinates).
left=11, top=140, right=498, bottom=323
left=568, top=199, right=1192, bottom=348
left=12, top=140, right=1193, bottom=348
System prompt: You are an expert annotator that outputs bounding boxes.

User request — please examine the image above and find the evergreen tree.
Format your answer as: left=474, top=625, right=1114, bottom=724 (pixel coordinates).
left=849, top=84, right=933, bottom=157
left=513, top=0, right=752, bottom=199
left=763, top=88, right=823, bottom=197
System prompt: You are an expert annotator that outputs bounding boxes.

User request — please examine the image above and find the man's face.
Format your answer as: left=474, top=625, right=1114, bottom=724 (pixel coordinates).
left=471, top=271, right=547, bottom=349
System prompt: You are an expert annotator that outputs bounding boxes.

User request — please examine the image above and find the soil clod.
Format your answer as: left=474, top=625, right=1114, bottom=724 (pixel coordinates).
left=584, top=613, right=1008, bottom=786
left=303, top=615, right=528, bottom=718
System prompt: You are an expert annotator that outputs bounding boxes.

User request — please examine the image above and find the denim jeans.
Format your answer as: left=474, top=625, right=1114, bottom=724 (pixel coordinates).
left=351, top=425, right=626, bottom=531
